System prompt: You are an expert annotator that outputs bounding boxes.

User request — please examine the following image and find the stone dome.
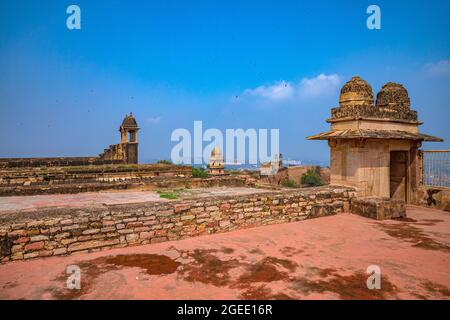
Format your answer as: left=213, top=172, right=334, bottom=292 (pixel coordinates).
left=339, top=76, right=374, bottom=108
left=376, top=82, right=411, bottom=112
left=211, top=147, right=222, bottom=157
left=121, top=113, right=138, bottom=128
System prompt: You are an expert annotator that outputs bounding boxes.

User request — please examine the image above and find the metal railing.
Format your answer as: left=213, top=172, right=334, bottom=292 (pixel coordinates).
left=422, top=150, right=450, bottom=188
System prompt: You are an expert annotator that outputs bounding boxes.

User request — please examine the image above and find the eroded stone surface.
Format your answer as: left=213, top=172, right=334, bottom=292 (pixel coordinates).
left=351, top=197, right=406, bottom=220
left=0, top=186, right=352, bottom=263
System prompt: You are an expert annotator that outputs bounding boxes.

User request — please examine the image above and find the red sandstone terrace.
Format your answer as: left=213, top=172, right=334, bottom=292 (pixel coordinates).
left=0, top=205, right=449, bottom=300
left=1, top=79, right=449, bottom=301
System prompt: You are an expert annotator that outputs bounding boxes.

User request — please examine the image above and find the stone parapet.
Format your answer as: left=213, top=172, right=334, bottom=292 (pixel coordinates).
left=0, top=186, right=353, bottom=263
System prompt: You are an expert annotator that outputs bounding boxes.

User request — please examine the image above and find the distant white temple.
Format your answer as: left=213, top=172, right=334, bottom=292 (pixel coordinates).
left=260, top=154, right=283, bottom=176
left=208, top=147, right=225, bottom=175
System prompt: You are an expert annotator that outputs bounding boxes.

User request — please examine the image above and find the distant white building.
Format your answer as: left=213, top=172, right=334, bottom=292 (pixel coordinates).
left=260, top=154, right=283, bottom=176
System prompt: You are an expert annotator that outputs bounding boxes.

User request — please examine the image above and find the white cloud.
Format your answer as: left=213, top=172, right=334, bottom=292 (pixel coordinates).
left=423, top=60, right=450, bottom=77
left=244, top=80, right=294, bottom=101
left=241, top=74, right=341, bottom=104
left=298, top=74, right=342, bottom=99
left=146, top=116, right=162, bottom=124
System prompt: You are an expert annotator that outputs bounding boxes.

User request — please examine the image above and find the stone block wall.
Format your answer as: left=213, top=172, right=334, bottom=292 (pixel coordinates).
left=416, top=186, right=450, bottom=212
left=0, top=157, right=123, bottom=168
left=259, top=166, right=331, bottom=187
left=350, top=197, right=406, bottom=220
left=0, top=164, right=193, bottom=196
left=0, top=186, right=353, bottom=263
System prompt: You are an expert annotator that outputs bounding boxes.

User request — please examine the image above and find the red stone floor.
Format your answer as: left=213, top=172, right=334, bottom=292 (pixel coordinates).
left=0, top=205, right=449, bottom=300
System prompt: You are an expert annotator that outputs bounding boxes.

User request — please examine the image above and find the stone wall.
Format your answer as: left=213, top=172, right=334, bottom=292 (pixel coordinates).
left=330, top=139, right=420, bottom=201
left=0, top=186, right=353, bottom=263
left=0, top=164, right=193, bottom=196
left=0, top=157, right=123, bottom=168
left=416, top=186, right=450, bottom=212
left=350, top=197, right=406, bottom=220
left=258, top=166, right=330, bottom=186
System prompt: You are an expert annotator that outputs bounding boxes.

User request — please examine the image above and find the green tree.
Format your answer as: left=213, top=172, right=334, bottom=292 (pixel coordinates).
left=192, top=167, right=208, bottom=178
left=301, top=168, right=324, bottom=187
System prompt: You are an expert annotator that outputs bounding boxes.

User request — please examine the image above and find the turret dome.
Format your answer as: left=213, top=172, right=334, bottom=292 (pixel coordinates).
left=376, top=82, right=411, bottom=113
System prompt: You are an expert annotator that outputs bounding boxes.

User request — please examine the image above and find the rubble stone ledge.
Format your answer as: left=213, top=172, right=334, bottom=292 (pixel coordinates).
left=350, top=196, right=406, bottom=220
left=0, top=185, right=354, bottom=263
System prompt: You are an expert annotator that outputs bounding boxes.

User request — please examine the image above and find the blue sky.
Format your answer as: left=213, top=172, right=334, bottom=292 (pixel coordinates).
left=0, top=0, right=449, bottom=164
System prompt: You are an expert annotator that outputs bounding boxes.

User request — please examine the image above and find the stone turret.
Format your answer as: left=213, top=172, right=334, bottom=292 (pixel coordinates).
left=120, top=113, right=139, bottom=143
left=98, top=113, right=139, bottom=164
left=308, top=76, right=442, bottom=206
left=208, top=147, right=225, bottom=175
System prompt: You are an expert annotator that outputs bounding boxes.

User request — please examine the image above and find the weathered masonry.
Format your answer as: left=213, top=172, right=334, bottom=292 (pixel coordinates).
left=418, top=150, right=450, bottom=211
left=0, top=164, right=193, bottom=196
left=208, top=147, right=225, bottom=176
left=98, top=113, right=140, bottom=164
left=308, top=77, right=442, bottom=205
left=308, top=77, right=443, bottom=219
left=0, top=186, right=352, bottom=263
left=0, top=113, right=140, bottom=169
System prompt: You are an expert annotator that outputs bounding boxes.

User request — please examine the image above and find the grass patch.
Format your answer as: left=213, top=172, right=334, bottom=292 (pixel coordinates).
left=157, top=188, right=184, bottom=199
left=281, top=179, right=298, bottom=188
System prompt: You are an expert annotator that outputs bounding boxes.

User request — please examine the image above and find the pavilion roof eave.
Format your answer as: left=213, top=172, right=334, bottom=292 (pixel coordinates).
left=306, top=129, right=443, bottom=142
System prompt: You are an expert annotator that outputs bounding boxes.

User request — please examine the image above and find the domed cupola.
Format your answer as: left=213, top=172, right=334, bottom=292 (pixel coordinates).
left=339, top=76, right=374, bottom=108
left=119, top=113, right=139, bottom=144
left=331, top=76, right=375, bottom=119
left=376, top=82, right=411, bottom=113
left=121, top=113, right=138, bottom=129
